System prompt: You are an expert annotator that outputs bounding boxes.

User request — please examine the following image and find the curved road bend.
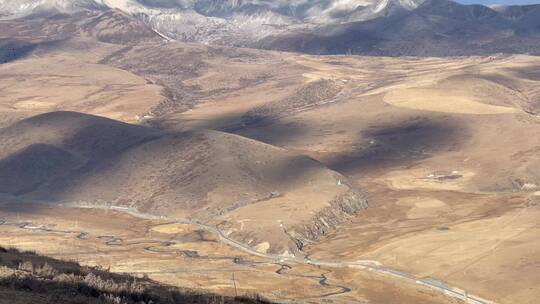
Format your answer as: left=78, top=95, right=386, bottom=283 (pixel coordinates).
left=60, top=204, right=497, bottom=304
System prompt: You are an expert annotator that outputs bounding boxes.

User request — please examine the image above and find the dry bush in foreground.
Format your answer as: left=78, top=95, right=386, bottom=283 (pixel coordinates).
left=0, top=246, right=271, bottom=304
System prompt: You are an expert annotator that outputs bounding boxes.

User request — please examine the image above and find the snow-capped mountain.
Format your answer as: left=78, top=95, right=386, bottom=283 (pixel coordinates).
left=259, top=0, right=540, bottom=56
left=0, top=0, right=106, bottom=17
left=0, top=0, right=424, bottom=45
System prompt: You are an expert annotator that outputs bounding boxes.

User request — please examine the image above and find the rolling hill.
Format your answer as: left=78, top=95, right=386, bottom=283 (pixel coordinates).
left=1, top=2, right=540, bottom=303
left=0, top=111, right=367, bottom=255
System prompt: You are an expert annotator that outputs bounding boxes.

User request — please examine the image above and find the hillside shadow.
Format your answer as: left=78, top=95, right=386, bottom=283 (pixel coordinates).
left=0, top=112, right=463, bottom=205
left=218, top=113, right=463, bottom=177
left=325, top=118, right=462, bottom=175
left=228, top=120, right=310, bottom=149
left=0, top=144, right=81, bottom=196
left=0, top=111, right=163, bottom=200
left=0, top=39, right=38, bottom=64
left=0, top=111, right=335, bottom=213
left=0, top=38, right=70, bottom=64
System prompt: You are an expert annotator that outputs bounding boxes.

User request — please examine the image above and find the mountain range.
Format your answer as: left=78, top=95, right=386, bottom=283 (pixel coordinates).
left=1, top=0, right=540, bottom=56
left=0, top=0, right=540, bottom=56
left=260, top=0, right=540, bottom=56
left=0, top=0, right=424, bottom=45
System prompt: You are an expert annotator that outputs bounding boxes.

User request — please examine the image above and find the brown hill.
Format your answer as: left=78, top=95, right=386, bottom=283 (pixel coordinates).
left=0, top=111, right=367, bottom=255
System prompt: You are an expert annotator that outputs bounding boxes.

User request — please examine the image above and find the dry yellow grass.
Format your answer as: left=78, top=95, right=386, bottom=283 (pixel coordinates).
left=1, top=25, right=540, bottom=303
left=396, top=197, right=451, bottom=219
left=0, top=54, right=164, bottom=123
left=151, top=223, right=193, bottom=234
left=199, top=53, right=540, bottom=304
left=383, top=88, right=519, bottom=114
left=359, top=206, right=540, bottom=304
left=0, top=203, right=459, bottom=304
left=381, top=168, right=476, bottom=191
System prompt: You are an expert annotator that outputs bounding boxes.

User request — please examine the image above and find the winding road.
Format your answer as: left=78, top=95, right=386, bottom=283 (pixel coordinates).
left=68, top=204, right=497, bottom=304
left=0, top=213, right=351, bottom=300
left=1, top=203, right=497, bottom=304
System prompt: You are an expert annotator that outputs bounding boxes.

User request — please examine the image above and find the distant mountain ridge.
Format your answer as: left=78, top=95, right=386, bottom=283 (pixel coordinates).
left=0, top=0, right=424, bottom=23
left=0, top=0, right=425, bottom=45
left=1, top=0, right=540, bottom=56
left=259, top=0, right=540, bottom=56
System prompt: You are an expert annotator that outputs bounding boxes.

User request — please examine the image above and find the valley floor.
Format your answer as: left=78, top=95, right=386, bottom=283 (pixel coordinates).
left=1, top=16, right=540, bottom=303
left=0, top=202, right=463, bottom=304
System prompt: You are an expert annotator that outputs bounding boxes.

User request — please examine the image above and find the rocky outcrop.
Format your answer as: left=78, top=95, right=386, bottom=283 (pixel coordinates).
left=284, top=188, right=368, bottom=253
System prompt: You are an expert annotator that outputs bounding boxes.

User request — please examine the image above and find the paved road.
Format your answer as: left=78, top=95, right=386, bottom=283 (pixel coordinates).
left=0, top=211, right=352, bottom=301
left=55, top=203, right=497, bottom=304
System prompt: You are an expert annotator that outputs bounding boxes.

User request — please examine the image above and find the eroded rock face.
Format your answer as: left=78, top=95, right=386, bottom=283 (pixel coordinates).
left=222, top=183, right=368, bottom=256
left=286, top=189, right=368, bottom=253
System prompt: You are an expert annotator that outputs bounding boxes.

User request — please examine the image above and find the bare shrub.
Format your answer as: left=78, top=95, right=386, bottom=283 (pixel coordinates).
left=35, top=262, right=57, bottom=278
left=18, top=260, right=34, bottom=273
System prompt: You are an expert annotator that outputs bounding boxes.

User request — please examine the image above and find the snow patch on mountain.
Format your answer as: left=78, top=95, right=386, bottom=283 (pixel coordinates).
left=0, top=0, right=425, bottom=45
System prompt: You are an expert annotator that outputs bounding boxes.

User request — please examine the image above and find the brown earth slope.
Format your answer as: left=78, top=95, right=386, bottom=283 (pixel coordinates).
left=0, top=246, right=270, bottom=304
left=0, top=111, right=366, bottom=255
left=2, top=7, right=540, bottom=304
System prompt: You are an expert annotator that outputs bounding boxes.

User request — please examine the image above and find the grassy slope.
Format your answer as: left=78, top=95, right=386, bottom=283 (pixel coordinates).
left=0, top=246, right=270, bottom=304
